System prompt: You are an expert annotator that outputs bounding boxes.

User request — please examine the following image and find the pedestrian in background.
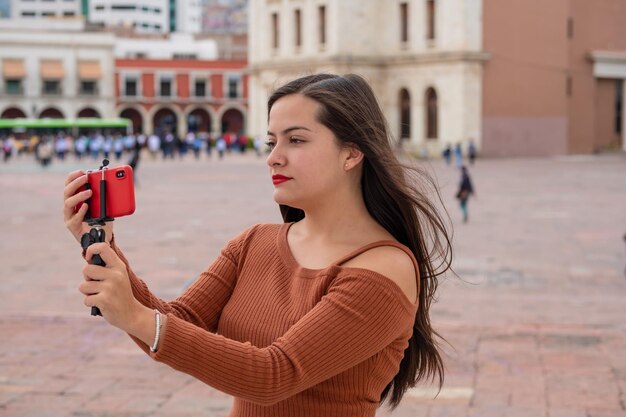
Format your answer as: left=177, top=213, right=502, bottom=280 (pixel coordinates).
left=2, top=136, right=14, bottom=162
left=456, top=165, right=475, bottom=223
left=468, top=139, right=477, bottom=165
left=442, top=144, right=452, bottom=165
left=37, top=137, right=54, bottom=167
left=63, top=73, right=452, bottom=417
left=216, top=135, right=226, bottom=159
left=454, top=143, right=463, bottom=167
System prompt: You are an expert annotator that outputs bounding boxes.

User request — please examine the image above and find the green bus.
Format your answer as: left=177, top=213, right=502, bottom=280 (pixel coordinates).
left=0, top=118, right=131, bottom=135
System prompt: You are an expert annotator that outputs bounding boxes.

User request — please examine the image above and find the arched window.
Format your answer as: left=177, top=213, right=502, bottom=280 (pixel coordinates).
left=399, top=88, right=411, bottom=139
left=77, top=107, right=100, bottom=118
left=120, top=108, right=144, bottom=134
left=425, top=87, right=438, bottom=140
left=153, top=107, right=178, bottom=137
left=1, top=107, right=27, bottom=119
left=39, top=107, right=64, bottom=119
left=187, top=108, right=212, bottom=133
left=221, top=108, right=244, bottom=134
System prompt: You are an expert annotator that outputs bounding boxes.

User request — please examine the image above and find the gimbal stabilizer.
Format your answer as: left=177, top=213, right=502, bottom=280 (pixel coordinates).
left=80, top=159, right=114, bottom=317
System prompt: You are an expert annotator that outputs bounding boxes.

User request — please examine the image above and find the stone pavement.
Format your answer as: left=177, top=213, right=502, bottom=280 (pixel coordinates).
left=1, top=151, right=625, bottom=417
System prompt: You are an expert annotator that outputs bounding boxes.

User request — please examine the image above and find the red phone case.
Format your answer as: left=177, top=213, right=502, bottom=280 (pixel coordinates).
left=84, top=165, right=136, bottom=219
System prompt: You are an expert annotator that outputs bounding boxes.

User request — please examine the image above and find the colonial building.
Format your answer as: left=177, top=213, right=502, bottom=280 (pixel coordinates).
left=0, top=16, right=248, bottom=138
left=115, top=57, right=248, bottom=137
left=0, top=26, right=116, bottom=121
left=248, top=0, right=626, bottom=156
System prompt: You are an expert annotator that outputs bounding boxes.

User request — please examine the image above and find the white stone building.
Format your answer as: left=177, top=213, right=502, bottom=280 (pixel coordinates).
left=176, top=0, right=202, bottom=34
left=248, top=0, right=488, bottom=153
left=0, top=27, right=116, bottom=120
left=10, top=0, right=81, bottom=19
left=115, top=33, right=217, bottom=60
left=88, top=0, right=201, bottom=34
left=8, top=0, right=202, bottom=34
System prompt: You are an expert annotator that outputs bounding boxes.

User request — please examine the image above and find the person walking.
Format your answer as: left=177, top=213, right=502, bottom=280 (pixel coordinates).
left=147, top=133, right=160, bottom=160
left=37, top=136, right=54, bottom=167
left=216, top=135, right=227, bottom=160
left=456, top=165, right=475, bottom=223
left=467, top=139, right=477, bottom=165
left=63, top=73, right=452, bottom=417
left=442, top=144, right=452, bottom=165
left=454, top=143, right=463, bottom=168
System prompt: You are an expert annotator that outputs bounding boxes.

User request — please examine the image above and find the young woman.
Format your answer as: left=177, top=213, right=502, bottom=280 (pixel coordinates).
left=63, top=73, right=452, bottom=416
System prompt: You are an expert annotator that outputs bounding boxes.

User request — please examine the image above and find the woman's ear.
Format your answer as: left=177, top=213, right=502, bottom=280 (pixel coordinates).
left=343, top=145, right=364, bottom=171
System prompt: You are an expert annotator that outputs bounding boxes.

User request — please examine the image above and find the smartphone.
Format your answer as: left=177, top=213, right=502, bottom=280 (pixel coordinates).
left=80, top=165, right=136, bottom=220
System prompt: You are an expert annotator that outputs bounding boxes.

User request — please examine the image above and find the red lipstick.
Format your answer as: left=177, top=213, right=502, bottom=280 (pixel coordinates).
left=272, top=174, right=292, bottom=185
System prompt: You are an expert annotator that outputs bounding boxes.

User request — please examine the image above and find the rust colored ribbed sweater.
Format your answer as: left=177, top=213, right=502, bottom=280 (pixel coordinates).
left=112, top=222, right=419, bottom=417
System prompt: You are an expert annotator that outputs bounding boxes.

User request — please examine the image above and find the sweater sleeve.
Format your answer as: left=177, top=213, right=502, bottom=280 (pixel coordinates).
left=144, top=272, right=417, bottom=406
left=111, top=225, right=255, bottom=333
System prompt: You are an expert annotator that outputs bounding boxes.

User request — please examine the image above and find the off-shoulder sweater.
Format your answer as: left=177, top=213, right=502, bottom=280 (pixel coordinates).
left=111, top=222, right=419, bottom=417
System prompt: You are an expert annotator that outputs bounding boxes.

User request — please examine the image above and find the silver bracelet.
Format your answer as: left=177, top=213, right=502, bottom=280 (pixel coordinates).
left=150, top=310, right=161, bottom=353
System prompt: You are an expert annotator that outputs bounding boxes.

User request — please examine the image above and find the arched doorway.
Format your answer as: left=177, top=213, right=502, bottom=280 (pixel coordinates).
left=120, top=108, right=144, bottom=134
left=399, top=88, right=411, bottom=143
left=77, top=107, right=101, bottom=118
left=153, top=108, right=177, bottom=137
left=187, top=108, right=211, bottom=133
left=425, top=87, right=438, bottom=140
left=39, top=107, right=64, bottom=119
left=221, top=108, right=244, bottom=134
left=1, top=107, right=27, bottom=118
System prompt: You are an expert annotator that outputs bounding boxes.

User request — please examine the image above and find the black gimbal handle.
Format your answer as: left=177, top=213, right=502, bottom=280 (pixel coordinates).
left=81, top=228, right=106, bottom=316
left=81, top=158, right=112, bottom=317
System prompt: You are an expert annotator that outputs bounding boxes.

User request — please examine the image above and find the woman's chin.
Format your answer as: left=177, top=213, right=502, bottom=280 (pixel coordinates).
left=272, top=191, right=291, bottom=206
left=273, top=191, right=301, bottom=209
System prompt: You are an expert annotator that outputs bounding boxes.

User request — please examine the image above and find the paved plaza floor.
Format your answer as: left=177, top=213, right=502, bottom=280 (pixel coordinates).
left=1, top=151, right=625, bottom=417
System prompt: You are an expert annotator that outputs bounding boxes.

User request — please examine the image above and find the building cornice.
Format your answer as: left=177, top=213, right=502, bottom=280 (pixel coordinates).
left=247, top=51, right=491, bottom=74
left=588, top=50, right=626, bottom=63
left=588, top=50, right=626, bottom=79
left=0, top=32, right=115, bottom=48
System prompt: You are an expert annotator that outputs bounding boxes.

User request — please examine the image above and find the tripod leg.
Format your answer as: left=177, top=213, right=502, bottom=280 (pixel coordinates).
left=90, top=229, right=106, bottom=316
left=80, top=228, right=106, bottom=316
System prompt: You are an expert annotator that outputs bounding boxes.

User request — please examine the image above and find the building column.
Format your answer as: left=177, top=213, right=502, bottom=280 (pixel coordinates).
left=178, top=117, right=187, bottom=139
left=144, top=117, right=153, bottom=135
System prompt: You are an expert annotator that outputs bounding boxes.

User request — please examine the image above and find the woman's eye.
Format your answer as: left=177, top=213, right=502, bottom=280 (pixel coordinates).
left=290, top=137, right=303, bottom=144
left=265, top=141, right=276, bottom=149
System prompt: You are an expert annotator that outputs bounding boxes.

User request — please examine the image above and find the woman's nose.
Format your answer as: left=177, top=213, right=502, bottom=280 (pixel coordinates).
left=266, top=146, right=285, bottom=167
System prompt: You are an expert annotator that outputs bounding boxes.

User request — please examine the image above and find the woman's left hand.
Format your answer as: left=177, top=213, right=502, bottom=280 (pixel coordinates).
left=80, top=242, right=143, bottom=332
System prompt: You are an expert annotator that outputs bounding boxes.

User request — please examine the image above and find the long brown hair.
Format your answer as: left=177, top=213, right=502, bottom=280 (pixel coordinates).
left=268, top=73, right=452, bottom=409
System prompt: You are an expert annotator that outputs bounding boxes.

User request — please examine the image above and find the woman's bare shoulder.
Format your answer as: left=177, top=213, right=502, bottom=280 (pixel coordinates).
left=343, top=245, right=418, bottom=303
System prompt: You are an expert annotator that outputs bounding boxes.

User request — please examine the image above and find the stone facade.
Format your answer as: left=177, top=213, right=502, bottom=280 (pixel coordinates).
left=248, top=0, right=487, bottom=155
left=249, top=0, right=626, bottom=156
left=0, top=29, right=116, bottom=120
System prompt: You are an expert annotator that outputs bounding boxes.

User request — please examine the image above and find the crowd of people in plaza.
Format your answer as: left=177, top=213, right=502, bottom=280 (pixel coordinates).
left=4, top=127, right=478, bottom=223
left=440, top=140, right=478, bottom=167
left=0, top=130, right=267, bottom=166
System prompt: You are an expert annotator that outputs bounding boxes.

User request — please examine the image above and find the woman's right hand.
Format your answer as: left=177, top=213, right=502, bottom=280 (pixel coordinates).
left=63, top=170, right=113, bottom=244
